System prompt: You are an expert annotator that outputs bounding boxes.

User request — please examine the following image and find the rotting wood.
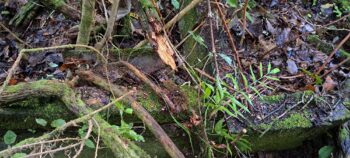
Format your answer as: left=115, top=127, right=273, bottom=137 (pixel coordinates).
left=77, top=70, right=186, bottom=158
left=0, top=80, right=150, bottom=158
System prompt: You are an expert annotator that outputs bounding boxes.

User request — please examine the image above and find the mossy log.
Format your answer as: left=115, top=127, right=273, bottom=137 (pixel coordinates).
left=0, top=80, right=149, bottom=158
left=241, top=90, right=350, bottom=151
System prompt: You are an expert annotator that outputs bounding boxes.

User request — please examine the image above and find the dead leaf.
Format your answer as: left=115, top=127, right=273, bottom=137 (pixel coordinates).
left=9, top=78, right=18, bottom=85
left=190, top=113, right=201, bottom=126
left=210, top=141, right=227, bottom=149
left=322, top=76, right=337, bottom=92
left=86, top=98, right=101, bottom=105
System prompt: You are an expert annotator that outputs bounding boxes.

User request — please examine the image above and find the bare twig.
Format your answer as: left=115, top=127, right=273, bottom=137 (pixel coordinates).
left=95, top=0, right=120, bottom=51
left=0, top=91, right=132, bottom=157
left=321, top=57, right=350, bottom=78
left=239, top=0, right=249, bottom=45
left=77, top=70, right=186, bottom=158
left=113, top=61, right=182, bottom=112
left=0, top=23, right=31, bottom=48
left=207, top=0, right=219, bottom=75
left=73, top=120, right=93, bottom=158
left=214, top=0, right=243, bottom=70
left=316, top=32, right=350, bottom=75
left=0, top=44, right=106, bottom=95
left=317, top=14, right=350, bottom=31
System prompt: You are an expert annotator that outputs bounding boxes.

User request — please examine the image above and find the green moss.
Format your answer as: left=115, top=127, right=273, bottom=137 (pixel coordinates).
left=307, top=35, right=334, bottom=53
left=180, top=85, right=199, bottom=108
left=339, top=126, right=349, bottom=142
left=276, top=113, right=312, bottom=129
left=307, top=35, right=350, bottom=61
left=178, top=0, right=207, bottom=68
left=249, top=112, right=313, bottom=151
left=257, top=113, right=312, bottom=131
left=261, top=94, right=285, bottom=104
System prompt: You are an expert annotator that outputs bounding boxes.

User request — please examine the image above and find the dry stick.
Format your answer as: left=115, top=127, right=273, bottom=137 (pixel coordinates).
left=134, top=0, right=204, bottom=48
left=0, top=44, right=106, bottom=95
left=95, top=0, right=120, bottom=51
left=317, top=13, right=350, bottom=31
left=77, top=71, right=185, bottom=158
left=0, top=91, right=132, bottom=157
left=113, top=61, right=179, bottom=112
left=321, top=57, right=350, bottom=78
left=214, top=0, right=243, bottom=71
left=73, top=120, right=93, bottom=158
left=175, top=20, right=205, bottom=48
left=239, top=0, right=249, bottom=46
left=25, top=142, right=82, bottom=158
left=316, top=32, right=350, bottom=75
left=0, top=23, right=31, bottom=48
left=259, top=14, right=350, bottom=61
left=206, top=0, right=219, bottom=76
left=0, top=138, right=80, bottom=157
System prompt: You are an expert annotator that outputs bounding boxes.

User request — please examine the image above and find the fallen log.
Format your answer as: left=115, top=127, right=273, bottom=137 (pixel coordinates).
left=0, top=80, right=150, bottom=158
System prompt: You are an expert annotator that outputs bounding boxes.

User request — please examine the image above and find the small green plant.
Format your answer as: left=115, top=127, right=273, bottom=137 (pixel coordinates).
left=113, top=102, right=145, bottom=142
left=201, top=62, right=280, bottom=155
left=78, top=124, right=96, bottom=149
left=3, top=130, right=17, bottom=145
left=214, top=119, right=251, bottom=155
left=50, top=119, right=66, bottom=128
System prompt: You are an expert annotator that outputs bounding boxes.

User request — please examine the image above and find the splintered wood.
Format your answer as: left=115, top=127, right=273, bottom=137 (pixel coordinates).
left=147, top=17, right=177, bottom=70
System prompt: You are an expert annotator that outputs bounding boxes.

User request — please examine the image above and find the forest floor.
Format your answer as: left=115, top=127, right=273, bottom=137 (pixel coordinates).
left=0, top=0, right=349, bottom=157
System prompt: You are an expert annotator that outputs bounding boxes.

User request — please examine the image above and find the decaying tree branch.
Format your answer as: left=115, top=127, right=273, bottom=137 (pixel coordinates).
left=77, top=70, right=186, bottom=158
left=95, top=0, right=121, bottom=51
left=0, top=80, right=150, bottom=158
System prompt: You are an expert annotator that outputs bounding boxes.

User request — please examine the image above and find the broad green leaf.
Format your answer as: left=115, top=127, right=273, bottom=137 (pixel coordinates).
left=85, top=139, right=95, bottom=149
left=35, top=118, right=47, bottom=127
left=227, top=0, right=237, bottom=8
left=114, top=102, right=125, bottom=111
left=269, top=68, right=280, bottom=74
left=214, top=119, right=225, bottom=134
left=11, top=153, right=27, bottom=158
left=4, top=130, right=17, bottom=145
left=219, top=53, right=233, bottom=67
left=171, top=0, right=180, bottom=9
left=246, top=12, right=254, bottom=23
left=124, top=108, right=133, bottom=114
left=188, top=31, right=207, bottom=48
left=50, top=119, right=66, bottom=128
left=203, top=86, right=212, bottom=99
left=318, top=145, right=333, bottom=158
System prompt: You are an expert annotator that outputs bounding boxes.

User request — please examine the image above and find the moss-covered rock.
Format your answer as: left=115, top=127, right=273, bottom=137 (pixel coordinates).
left=241, top=91, right=350, bottom=151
